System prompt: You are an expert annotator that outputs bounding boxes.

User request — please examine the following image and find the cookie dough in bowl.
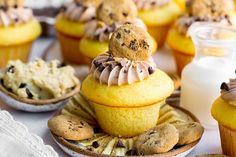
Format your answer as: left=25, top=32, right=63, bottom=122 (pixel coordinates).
left=0, top=59, right=80, bottom=112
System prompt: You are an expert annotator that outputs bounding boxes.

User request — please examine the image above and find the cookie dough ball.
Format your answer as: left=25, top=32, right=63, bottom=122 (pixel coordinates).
left=190, top=0, right=235, bottom=18
left=134, top=124, right=179, bottom=155
left=96, top=0, right=137, bottom=25
left=48, top=115, right=94, bottom=141
left=109, top=24, right=153, bottom=61
left=173, top=122, right=204, bottom=145
left=0, top=0, right=24, bottom=7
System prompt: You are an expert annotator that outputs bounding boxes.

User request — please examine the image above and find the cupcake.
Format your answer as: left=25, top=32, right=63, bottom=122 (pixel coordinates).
left=81, top=24, right=174, bottom=137
left=133, top=0, right=183, bottom=48
left=167, top=0, right=236, bottom=75
left=0, top=0, right=41, bottom=68
left=212, top=77, right=236, bottom=157
left=0, top=59, right=80, bottom=112
left=55, top=0, right=101, bottom=64
left=79, top=0, right=157, bottom=64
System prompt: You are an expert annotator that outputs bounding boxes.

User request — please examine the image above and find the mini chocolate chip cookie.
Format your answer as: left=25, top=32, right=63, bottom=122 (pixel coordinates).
left=109, top=24, right=153, bottom=61
left=173, top=122, right=204, bottom=146
left=96, top=0, right=137, bottom=25
left=134, top=124, right=179, bottom=155
left=197, top=154, right=229, bottom=157
left=48, top=115, right=94, bottom=141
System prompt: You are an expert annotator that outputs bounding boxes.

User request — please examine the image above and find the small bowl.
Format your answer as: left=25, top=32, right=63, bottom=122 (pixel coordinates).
left=0, top=83, right=80, bottom=112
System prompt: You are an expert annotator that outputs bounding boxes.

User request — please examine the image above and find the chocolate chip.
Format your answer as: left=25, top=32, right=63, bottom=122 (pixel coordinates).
left=26, top=88, right=33, bottom=99
left=7, top=66, right=15, bottom=73
left=0, top=79, right=4, bottom=85
left=19, top=83, right=27, bottom=88
left=14, top=18, right=19, bottom=22
left=116, top=32, right=121, bottom=39
left=129, top=40, right=138, bottom=51
left=80, top=121, right=84, bottom=126
left=7, top=88, right=13, bottom=93
left=87, top=147, right=94, bottom=151
left=151, top=1, right=156, bottom=5
left=122, top=12, right=128, bottom=17
left=148, top=67, right=154, bottom=74
left=140, top=40, right=149, bottom=50
left=220, top=82, right=229, bottom=91
left=109, top=13, right=114, bottom=19
left=13, top=4, right=18, bottom=8
left=116, top=140, right=125, bottom=148
left=124, top=29, right=130, bottom=34
left=121, top=43, right=125, bottom=46
left=92, top=141, right=99, bottom=148
left=104, top=28, right=109, bottom=34
left=124, top=22, right=131, bottom=24
left=71, top=86, right=76, bottom=90
left=148, top=131, right=155, bottom=135
left=126, top=150, right=137, bottom=156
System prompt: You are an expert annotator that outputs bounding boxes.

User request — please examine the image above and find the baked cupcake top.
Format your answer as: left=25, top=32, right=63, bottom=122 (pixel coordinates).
left=84, top=0, right=146, bottom=42
left=0, top=5, right=33, bottom=27
left=90, top=24, right=155, bottom=86
left=176, top=0, right=235, bottom=35
left=133, top=0, right=170, bottom=10
left=0, top=59, right=79, bottom=100
left=220, top=77, right=236, bottom=106
left=60, top=0, right=100, bottom=22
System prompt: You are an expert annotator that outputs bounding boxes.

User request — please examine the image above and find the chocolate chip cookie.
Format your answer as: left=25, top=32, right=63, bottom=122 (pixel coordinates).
left=173, top=122, right=204, bottom=146
left=109, top=24, right=153, bottom=61
left=96, top=0, right=137, bottom=25
left=134, top=124, right=179, bottom=155
left=48, top=114, right=94, bottom=141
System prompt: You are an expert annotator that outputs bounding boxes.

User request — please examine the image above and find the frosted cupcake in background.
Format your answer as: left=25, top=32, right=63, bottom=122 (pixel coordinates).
left=133, top=0, right=183, bottom=48
left=0, top=0, right=41, bottom=68
left=79, top=0, right=157, bottom=65
left=55, top=0, right=101, bottom=64
left=167, top=0, right=236, bottom=75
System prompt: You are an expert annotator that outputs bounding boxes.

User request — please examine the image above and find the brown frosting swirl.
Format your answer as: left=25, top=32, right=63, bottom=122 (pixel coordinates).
left=176, top=15, right=232, bottom=35
left=84, top=18, right=147, bottom=42
left=0, top=6, right=33, bottom=27
left=133, top=0, right=170, bottom=10
left=90, top=53, right=156, bottom=86
left=61, top=1, right=96, bottom=22
left=221, top=78, right=236, bottom=105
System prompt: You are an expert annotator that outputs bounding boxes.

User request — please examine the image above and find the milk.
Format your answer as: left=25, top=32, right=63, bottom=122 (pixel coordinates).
left=180, top=23, right=236, bottom=129
left=181, top=57, right=235, bottom=128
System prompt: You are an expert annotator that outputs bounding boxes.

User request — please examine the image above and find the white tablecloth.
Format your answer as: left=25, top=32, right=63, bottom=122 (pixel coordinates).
left=0, top=39, right=223, bottom=157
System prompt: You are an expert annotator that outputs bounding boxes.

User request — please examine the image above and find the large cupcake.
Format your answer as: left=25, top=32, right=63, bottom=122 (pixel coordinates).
left=79, top=0, right=157, bottom=64
left=133, top=0, right=182, bottom=48
left=0, top=0, right=41, bottom=68
left=55, top=0, right=101, bottom=64
left=167, top=0, right=236, bottom=75
left=81, top=24, right=174, bottom=137
left=212, top=77, right=236, bottom=157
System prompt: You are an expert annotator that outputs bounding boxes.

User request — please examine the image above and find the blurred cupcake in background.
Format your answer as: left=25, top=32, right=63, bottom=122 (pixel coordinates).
left=79, top=0, right=157, bottom=64
left=0, top=0, right=41, bottom=68
left=167, top=0, right=236, bottom=76
left=134, top=0, right=183, bottom=48
left=55, top=0, right=101, bottom=65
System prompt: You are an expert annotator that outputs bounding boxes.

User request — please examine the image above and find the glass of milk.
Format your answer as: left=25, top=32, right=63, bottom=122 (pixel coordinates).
left=180, top=22, right=236, bottom=129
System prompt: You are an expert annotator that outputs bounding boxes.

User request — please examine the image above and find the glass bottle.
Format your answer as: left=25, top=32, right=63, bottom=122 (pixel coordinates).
left=180, top=22, right=236, bottom=129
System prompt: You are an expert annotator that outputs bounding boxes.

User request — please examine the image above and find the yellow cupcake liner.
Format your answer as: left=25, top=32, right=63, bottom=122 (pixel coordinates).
left=0, top=42, right=32, bottom=68
left=57, top=32, right=92, bottom=65
left=147, top=25, right=170, bottom=48
left=172, top=49, right=194, bottom=76
left=91, top=101, right=163, bottom=138
left=219, top=124, right=236, bottom=157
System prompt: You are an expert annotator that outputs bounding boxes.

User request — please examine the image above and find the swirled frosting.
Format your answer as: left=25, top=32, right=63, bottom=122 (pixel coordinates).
left=133, top=0, right=170, bottom=10
left=0, top=7, right=33, bottom=27
left=176, top=15, right=232, bottom=35
left=61, top=1, right=96, bottom=22
left=221, top=78, right=236, bottom=106
left=84, top=18, right=147, bottom=42
left=90, top=53, right=156, bottom=86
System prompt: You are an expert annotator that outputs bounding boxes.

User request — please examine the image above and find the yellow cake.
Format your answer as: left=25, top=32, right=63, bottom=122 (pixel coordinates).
left=55, top=0, right=101, bottom=64
left=167, top=0, right=236, bottom=76
left=212, top=78, right=236, bottom=157
left=79, top=0, right=157, bottom=63
left=134, top=0, right=182, bottom=48
left=0, top=2, right=41, bottom=68
left=81, top=24, right=174, bottom=137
